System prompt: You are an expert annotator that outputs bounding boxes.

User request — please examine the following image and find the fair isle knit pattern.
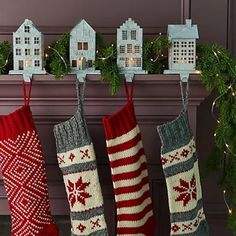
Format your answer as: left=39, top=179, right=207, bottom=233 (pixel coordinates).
left=103, top=81, right=155, bottom=235
left=0, top=81, right=58, bottom=236
left=54, top=81, right=108, bottom=236
left=157, top=82, right=209, bottom=236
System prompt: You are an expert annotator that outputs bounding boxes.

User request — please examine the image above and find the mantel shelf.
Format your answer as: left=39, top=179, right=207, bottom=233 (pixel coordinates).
left=0, top=74, right=208, bottom=104
left=0, top=73, right=202, bottom=83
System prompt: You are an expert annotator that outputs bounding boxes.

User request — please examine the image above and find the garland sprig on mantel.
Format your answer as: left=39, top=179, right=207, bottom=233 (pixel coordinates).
left=196, top=44, right=236, bottom=233
left=0, top=41, right=12, bottom=74
left=95, top=43, right=122, bottom=95
left=143, top=34, right=171, bottom=74
left=45, top=33, right=71, bottom=79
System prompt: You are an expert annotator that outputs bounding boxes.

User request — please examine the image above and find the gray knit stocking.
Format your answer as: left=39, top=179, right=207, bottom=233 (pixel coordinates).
left=157, top=82, right=209, bottom=236
left=53, top=80, right=108, bottom=236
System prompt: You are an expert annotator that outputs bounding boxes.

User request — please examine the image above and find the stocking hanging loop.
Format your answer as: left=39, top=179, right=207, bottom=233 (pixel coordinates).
left=180, top=80, right=189, bottom=110
left=124, top=79, right=134, bottom=101
left=22, top=79, right=33, bottom=106
left=76, top=78, right=86, bottom=113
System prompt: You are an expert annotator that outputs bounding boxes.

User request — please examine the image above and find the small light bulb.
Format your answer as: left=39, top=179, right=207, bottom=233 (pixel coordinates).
left=150, top=59, right=154, bottom=62
left=48, top=46, right=51, bottom=49
left=228, top=85, right=232, bottom=89
left=223, top=190, right=226, bottom=194
left=217, top=120, right=220, bottom=124
left=229, top=209, right=232, bottom=214
left=161, top=54, right=164, bottom=57
left=214, top=133, right=217, bottom=137
left=216, top=73, right=219, bottom=77
left=159, top=32, right=162, bottom=35
left=232, top=92, right=235, bottom=96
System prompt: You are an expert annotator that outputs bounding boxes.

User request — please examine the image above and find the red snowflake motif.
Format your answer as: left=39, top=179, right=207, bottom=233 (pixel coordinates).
left=161, top=156, right=168, bottom=165
left=69, top=153, right=75, bottom=162
left=67, top=177, right=92, bottom=207
left=180, top=149, right=189, bottom=158
left=77, top=223, right=86, bottom=233
left=173, top=175, right=197, bottom=207
left=171, top=224, right=180, bottom=232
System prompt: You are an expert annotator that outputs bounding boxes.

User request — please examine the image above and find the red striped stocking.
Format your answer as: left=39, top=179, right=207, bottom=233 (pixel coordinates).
left=103, top=80, right=155, bottom=235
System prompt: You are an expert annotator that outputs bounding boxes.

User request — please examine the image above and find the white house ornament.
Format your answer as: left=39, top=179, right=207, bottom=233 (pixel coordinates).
left=117, top=18, right=147, bottom=81
left=164, top=19, right=200, bottom=82
left=70, top=19, right=100, bottom=82
left=9, top=19, right=46, bottom=82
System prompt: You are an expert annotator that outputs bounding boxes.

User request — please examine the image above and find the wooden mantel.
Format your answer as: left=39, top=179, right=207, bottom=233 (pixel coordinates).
left=0, top=74, right=211, bottom=235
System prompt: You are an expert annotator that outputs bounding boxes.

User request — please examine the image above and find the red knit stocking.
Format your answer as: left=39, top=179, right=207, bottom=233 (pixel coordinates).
left=103, top=80, right=155, bottom=235
left=0, top=81, right=58, bottom=236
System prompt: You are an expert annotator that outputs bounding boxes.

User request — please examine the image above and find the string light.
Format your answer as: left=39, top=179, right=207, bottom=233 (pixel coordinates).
left=223, top=190, right=233, bottom=215
left=212, top=93, right=236, bottom=156
left=48, top=45, right=68, bottom=71
left=97, top=44, right=114, bottom=61
left=210, top=47, right=236, bottom=217
left=0, top=53, right=11, bottom=69
left=149, top=33, right=166, bottom=62
left=150, top=33, right=162, bottom=45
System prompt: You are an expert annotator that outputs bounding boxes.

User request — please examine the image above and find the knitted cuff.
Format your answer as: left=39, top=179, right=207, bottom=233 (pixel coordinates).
left=157, top=110, right=193, bottom=154
left=0, top=105, right=35, bottom=141
left=103, top=101, right=137, bottom=140
left=54, top=111, right=91, bottom=153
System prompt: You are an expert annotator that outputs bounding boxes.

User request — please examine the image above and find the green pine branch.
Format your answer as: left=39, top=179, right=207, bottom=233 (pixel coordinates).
left=0, top=41, right=12, bottom=74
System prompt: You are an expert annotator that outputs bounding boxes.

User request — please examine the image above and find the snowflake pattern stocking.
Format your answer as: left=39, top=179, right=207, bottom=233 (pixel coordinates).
left=54, top=80, right=108, bottom=236
left=157, top=81, right=209, bottom=235
left=0, top=81, right=58, bottom=236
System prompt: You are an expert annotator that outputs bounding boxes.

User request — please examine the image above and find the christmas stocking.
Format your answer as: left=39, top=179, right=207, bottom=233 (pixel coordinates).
left=103, top=80, right=155, bottom=235
left=157, top=81, right=209, bottom=235
left=54, top=80, right=108, bottom=236
left=0, top=80, right=58, bottom=236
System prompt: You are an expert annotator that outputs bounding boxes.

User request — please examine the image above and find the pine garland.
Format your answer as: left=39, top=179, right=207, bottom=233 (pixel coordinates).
left=196, top=44, right=236, bottom=233
left=94, top=43, right=122, bottom=95
left=143, top=35, right=171, bottom=74
left=0, top=41, right=12, bottom=74
left=45, top=33, right=71, bottom=79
